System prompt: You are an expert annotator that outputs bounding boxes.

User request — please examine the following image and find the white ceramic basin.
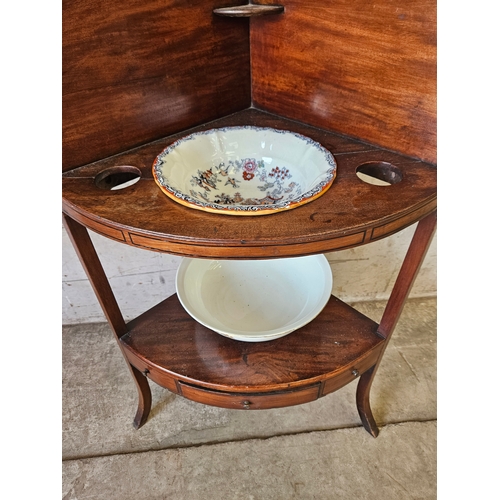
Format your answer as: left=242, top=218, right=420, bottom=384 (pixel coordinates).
left=175, top=255, right=333, bottom=342
left=153, top=126, right=336, bottom=215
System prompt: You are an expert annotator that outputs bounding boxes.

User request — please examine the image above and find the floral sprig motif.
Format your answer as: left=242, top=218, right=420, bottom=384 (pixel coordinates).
left=269, top=166, right=291, bottom=181
left=243, top=159, right=258, bottom=173
left=241, top=159, right=260, bottom=181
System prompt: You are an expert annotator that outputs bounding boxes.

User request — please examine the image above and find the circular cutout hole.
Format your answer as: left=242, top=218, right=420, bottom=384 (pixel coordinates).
left=95, top=166, right=142, bottom=190
left=356, top=162, right=403, bottom=186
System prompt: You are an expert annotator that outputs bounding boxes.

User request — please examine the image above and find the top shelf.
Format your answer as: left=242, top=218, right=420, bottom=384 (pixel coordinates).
left=213, top=3, right=285, bottom=17
left=62, top=109, right=436, bottom=259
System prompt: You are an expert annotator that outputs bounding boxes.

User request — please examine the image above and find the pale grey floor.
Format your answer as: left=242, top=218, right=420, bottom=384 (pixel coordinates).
left=62, top=297, right=437, bottom=499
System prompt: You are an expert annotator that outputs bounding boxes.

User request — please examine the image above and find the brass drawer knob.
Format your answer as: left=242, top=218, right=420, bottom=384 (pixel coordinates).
left=352, top=369, right=359, bottom=377
left=242, top=400, right=252, bottom=409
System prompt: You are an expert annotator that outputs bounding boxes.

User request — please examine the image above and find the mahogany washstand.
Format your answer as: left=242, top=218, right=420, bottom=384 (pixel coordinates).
left=63, top=0, right=436, bottom=436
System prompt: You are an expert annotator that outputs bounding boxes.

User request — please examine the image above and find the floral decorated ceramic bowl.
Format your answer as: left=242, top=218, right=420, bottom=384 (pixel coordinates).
left=152, top=126, right=337, bottom=215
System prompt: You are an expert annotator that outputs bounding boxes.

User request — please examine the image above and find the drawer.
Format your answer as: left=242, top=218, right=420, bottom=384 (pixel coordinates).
left=178, top=382, right=321, bottom=410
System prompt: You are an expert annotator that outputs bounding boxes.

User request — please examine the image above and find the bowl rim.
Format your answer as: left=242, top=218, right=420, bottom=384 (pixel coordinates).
left=152, top=125, right=337, bottom=216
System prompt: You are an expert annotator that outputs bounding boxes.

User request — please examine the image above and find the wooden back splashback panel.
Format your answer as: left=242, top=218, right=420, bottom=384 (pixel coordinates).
left=62, top=0, right=251, bottom=171
left=63, top=0, right=436, bottom=171
left=251, top=0, right=437, bottom=164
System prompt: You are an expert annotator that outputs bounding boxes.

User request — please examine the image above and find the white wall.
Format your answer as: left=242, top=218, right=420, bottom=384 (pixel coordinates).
left=62, top=223, right=436, bottom=324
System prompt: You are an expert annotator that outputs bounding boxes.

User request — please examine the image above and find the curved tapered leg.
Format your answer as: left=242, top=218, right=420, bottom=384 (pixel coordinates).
left=63, top=214, right=153, bottom=429
left=355, top=212, right=436, bottom=437
left=130, top=365, right=152, bottom=429
left=356, top=365, right=379, bottom=438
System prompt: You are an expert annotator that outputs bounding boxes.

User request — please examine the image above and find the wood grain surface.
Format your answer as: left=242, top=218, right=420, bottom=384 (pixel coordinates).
left=251, top=0, right=436, bottom=163
left=63, top=0, right=251, bottom=171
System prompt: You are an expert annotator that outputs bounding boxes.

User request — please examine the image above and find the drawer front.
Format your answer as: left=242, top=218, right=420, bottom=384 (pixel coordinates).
left=178, top=382, right=321, bottom=410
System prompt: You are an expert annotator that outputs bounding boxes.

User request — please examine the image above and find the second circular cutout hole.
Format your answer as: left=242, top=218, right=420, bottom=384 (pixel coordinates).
left=356, top=162, right=403, bottom=186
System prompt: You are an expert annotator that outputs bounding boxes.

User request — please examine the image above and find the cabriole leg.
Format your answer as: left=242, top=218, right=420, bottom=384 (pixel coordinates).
left=131, top=365, right=152, bottom=429
left=356, top=365, right=379, bottom=437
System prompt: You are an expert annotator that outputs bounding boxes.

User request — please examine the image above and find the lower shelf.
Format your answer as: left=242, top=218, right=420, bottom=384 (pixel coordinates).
left=120, top=294, right=386, bottom=409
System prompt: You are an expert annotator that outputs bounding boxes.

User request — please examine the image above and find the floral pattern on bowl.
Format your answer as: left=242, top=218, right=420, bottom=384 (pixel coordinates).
left=152, top=126, right=337, bottom=216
